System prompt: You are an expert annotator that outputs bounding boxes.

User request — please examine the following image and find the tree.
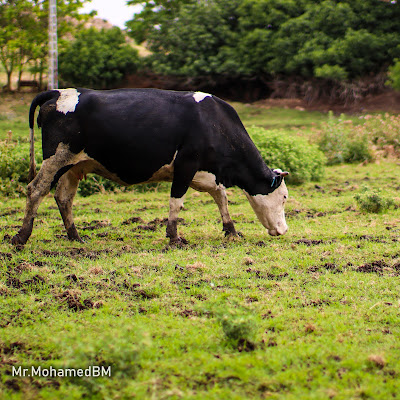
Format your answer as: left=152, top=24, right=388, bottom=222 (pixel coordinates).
left=0, top=0, right=89, bottom=91
left=59, top=27, right=140, bottom=89
left=146, top=0, right=241, bottom=77
left=0, top=0, right=36, bottom=91
left=127, top=0, right=194, bottom=44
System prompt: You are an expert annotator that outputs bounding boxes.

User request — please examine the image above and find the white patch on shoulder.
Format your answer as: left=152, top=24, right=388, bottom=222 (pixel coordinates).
left=193, top=92, right=212, bottom=103
left=56, top=88, right=81, bottom=114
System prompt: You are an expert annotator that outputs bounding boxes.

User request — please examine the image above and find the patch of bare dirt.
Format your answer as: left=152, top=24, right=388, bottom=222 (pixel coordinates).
left=294, top=239, right=325, bottom=246
left=134, top=217, right=186, bottom=232
left=356, top=260, right=389, bottom=273
left=55, top=290, right=98, bottom=311
left=122, top=217, right=144, bottom=225
left=5, top=274, right=45, bottom=288
left=245, top=268, right=288, bottom=281
left=81, top=220, right=111, bottom=231
left=253, top=90, right=400, bottom=114
left=308, top=263, right=342, bottom=273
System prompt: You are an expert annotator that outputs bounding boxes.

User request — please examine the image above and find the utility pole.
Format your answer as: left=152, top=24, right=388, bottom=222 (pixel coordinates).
left=48, top=0, right=58, bottom=89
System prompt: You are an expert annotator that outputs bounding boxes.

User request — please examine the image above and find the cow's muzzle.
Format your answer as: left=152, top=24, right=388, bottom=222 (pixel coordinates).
left=268, top=226, right=288, bottom=236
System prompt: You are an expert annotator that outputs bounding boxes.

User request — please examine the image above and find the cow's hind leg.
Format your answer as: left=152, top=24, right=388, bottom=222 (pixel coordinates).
left=54, top=169, right=82, bottom=242
left=12, top=146, right=75, bottom=245
left=190, top=172, right=237, bottom=237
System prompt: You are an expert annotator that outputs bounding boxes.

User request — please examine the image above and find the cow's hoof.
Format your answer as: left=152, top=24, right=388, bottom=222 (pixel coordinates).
left=11, top=234, right=26, bottom=246
left=67, top=226, right=83, bottom=243
left=169, top=236, right=188, bottom=248
left=224, top=231, right=243, bottom=241
left=68, top=235, right=84, bottom=243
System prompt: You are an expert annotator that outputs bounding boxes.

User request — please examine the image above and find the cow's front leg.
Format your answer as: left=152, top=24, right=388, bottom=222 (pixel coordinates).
left=12, top=147, right=75, bottom=245
left=190, top=171, right=238, bottom=238
left=54, top=169, right=82, bottom=242
left=166, top=196, right=188, bottom=246
left=208, top=187, right=238, bottom=238
left=166, top=156, right=198, bottom=246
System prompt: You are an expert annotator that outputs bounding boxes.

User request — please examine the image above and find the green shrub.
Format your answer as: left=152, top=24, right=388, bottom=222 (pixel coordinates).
left=0, top=140, right=30, bottom=182
left=354, top=186, right=395, bottom=213
left=317, top=112, right=373, bottom=165
left=78, top=175, right=169, bottom=197
left=0, top=140, right=42, bottom=197
left=249, top=127, right=326, bottom=185
left=78, top=175, right=124, bottom=197
left=387, top=58, right=400, bottom=91
left=59, top=27, right=140, bottom=89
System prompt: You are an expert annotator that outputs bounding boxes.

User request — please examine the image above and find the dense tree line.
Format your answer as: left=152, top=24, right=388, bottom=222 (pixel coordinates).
left=127, top=0, right=400, bottom=100
left=1, top=0, right=400, bottom=100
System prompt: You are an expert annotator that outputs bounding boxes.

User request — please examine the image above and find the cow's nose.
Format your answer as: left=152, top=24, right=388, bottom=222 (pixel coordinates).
left=268, top=226, right=288, bottom=236
left=277, top=226, right=288, bottom=236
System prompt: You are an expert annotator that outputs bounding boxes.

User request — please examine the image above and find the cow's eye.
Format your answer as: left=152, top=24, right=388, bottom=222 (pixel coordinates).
left=283, top=195, right=287, bottom=199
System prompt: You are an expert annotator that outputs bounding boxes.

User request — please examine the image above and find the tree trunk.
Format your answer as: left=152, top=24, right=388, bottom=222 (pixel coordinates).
left=17, top=68, right=23, bottom=91
left=5, top=70, right=12, bottom=91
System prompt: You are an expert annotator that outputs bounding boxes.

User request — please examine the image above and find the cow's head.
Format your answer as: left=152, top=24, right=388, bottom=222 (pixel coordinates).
left=244, top=169, right=289, bottom=236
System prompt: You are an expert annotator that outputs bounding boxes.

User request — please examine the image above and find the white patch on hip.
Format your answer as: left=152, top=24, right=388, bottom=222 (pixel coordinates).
left=56, top=88, right=81, bottom=114
left=193, top=92, right=212, bottom=103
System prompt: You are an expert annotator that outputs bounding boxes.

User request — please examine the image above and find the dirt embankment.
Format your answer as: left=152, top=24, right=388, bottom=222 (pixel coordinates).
left=253, top=91, right=400, bottom=114
left=1, top=81, right=400, bottom=115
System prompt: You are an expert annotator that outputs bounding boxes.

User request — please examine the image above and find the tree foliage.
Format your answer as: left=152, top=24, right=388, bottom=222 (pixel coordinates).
left=127, top=0, right=400, bottom=85
left=59, top=27, right=140, bottom=89
left=0, top=0, right=89, bottom=90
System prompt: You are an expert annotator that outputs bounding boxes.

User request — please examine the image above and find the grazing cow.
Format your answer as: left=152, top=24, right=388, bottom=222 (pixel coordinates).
left=12, top=88, right=289, bottom=246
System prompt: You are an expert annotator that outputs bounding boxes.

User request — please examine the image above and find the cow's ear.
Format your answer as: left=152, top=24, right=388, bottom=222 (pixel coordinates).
left=273, top=168, right=289, bottom=178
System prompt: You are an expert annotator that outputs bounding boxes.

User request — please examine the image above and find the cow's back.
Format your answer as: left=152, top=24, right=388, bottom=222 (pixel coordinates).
left=63, top=89, right=200, bottom=184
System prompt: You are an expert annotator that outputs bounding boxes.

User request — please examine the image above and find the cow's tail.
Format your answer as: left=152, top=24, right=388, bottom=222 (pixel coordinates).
left=28, top=90, right=59, bottom=182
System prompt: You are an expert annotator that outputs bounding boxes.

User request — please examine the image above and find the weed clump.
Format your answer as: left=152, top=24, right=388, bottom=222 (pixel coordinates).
left=217, top=305, right=258, bottom=351
left=317, top=112, right=373, bottom=165
left=315, top=112, right=400, bottom=165
left=354, top=186, right=394, bottom=213
left=0, top=140, right=36, bottom=197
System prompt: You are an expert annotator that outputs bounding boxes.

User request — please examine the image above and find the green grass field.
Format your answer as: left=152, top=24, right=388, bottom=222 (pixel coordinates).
left=1, top=94, right=400, bottom=399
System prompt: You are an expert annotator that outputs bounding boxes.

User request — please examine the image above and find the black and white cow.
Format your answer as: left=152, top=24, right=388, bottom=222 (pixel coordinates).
left=12, top=88, right=288, bottom=246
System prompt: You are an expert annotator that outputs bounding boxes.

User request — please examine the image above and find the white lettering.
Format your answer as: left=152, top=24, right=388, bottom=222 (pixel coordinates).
left=12, top=366, right=25, bottom=376
left=12, top=365, right=111, bottom=378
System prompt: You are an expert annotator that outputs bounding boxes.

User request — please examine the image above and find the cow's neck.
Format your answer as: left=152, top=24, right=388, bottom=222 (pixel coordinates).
left=216, top=142, right=273, bottom=195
